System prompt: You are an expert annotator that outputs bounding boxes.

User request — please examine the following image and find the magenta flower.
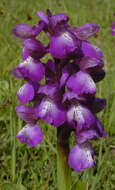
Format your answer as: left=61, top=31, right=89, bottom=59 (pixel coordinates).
left=12, top=10, right=106, bottom=173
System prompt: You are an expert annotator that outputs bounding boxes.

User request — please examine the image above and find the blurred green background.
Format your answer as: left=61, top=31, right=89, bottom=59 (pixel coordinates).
left=0, top=0, right=115, bottom=189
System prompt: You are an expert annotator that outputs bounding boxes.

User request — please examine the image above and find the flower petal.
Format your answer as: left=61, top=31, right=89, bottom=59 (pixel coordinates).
left=76, top=129, right=99, bottom=144
left=89, top=98, right=106, bottom=113
left=68, top=142, right=95, bottom=172
left=37, top=84, right=59, bottom=98
left=95, top=117, right=106, bottom=138
left=49, top=13, right=69, bottom=31
left=75, top=23, right=99, bottom=40
left=12, top=24, right=38, bottom=40
left=50, top=31, right=78, bottom=59
left=89, top=69, right=105, bottom=82
left=37, top=11, right=49, bottom=24
left=17, top=124, right=43, bottom=147
left=67, top=71, right=96, bottom=96
left=79, top=57, right=104, bottom=71
left=12, top=57, right=45, bottom=81
left=37, top=97, right=66, bottom=127
left=67, top=104, right=96, bottom=132
left=23, top=39, right=46, bottom=59
left=17, top=82, right=34, bottom=104
left=22, top=47, right=29, bottom=60
left=62, top=91, right=86, bottom=103
left=81, top=41, right=103, bottom=59
left=15, top=105, right=38, bottom=123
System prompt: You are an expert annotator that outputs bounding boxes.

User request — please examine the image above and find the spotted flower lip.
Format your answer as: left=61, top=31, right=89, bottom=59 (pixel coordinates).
left=17, top=82, right=35, bottom=105
left=67, top=71, right=96, bottom=96
left=37, top=97, right=66, bottom=127
left=67, top=103, right=96, bottom=132
left=74, top=23, right=99, bottom=40
left=12, top=56, right=45, bottom=81
left=17, top=124, right=43, bottom=147
left=68, top=142, right=95, bottom=172
left=50, top=31, right=78, bottom=59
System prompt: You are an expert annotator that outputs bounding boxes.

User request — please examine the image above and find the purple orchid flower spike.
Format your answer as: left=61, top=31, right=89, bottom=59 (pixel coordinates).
left=12, top=9, right=106, bottom=177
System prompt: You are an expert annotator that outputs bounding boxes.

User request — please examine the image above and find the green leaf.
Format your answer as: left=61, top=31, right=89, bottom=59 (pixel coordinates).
left=2, top=183, right=27, bottom=190
left=76, top=181, right=86, bottom=190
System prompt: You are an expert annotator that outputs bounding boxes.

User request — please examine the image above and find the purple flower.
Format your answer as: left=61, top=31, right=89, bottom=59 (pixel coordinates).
left=23, top=39, right=46, bottom=59
left=67, top=103, right=96, bottom=132
left=17, top=82, right=35, bottom=104
left=12, top=56, right=45, bottom=81
left=17, top=124, right=43, bottom=147
left=15, top=105, right=38, bottom=123
left=13, top=24, right=40, bottom=40
left=50, top=31, right=78, bottom=59
left=67, top=71, right=96, bottom=96
left=112, top=21, right=115, bottom=36
left=73, top=23, right=99, bottom=40
left=68, top=142, right=95, bottom=172
left=13, top=9, right=106, bottom=173
left=81, top=41, right=103, bottom=59
left=37, top=97, right=66, bottom=127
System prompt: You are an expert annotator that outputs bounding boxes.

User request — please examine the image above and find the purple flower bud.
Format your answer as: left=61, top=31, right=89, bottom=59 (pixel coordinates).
left=13, top=24, right=39, bottom=40
left=37, top=11, right=49, bottom=24
left=49, top=13, right=69, bottom=32
left=74, top=23, right=99, bottom=40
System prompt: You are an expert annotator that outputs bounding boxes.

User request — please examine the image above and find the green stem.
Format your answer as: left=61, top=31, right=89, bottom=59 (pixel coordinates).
left=57, top=127, right=71, bottom=190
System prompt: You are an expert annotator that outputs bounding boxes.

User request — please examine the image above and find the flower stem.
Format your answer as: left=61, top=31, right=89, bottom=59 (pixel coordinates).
left=57, top=126, right=71, bottom=190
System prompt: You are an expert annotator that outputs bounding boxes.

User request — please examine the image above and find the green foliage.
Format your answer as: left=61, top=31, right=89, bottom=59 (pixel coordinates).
left=0, top=0, right=115, bottom=189
left=2, top=183, right=27, bottom=190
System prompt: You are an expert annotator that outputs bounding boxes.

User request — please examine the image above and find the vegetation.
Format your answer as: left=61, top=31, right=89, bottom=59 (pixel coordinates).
left=0, top=0, right=115, bottom=189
